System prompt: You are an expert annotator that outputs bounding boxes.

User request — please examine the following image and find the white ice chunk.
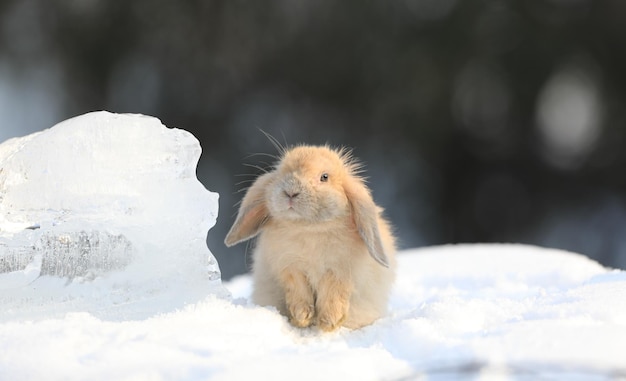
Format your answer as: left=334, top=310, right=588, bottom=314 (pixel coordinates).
left=0, top=111, right=223, bottom=320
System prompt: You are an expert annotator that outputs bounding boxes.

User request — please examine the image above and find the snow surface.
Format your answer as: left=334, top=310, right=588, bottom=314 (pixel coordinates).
left=0, top=244, right=625, bottom=380
left=1, top=112, right=625, bottom=380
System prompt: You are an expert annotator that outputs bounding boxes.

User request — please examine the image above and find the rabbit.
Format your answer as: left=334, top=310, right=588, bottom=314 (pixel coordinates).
left=225, top=145, right=396, bottom=331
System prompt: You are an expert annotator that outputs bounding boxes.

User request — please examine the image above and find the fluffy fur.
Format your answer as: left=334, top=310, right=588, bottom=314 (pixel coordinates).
left=225, top=145, right=396, bottom=331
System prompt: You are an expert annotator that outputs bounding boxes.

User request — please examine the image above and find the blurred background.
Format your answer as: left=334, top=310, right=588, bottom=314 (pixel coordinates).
left=1, top=0, right=626, bottom=279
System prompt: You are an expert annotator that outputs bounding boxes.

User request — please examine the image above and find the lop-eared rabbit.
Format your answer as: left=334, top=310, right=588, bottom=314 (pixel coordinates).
left=225, top=145, right=396, bottom=331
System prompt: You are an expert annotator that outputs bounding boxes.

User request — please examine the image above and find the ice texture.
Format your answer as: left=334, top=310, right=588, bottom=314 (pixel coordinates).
left=1, top=230, right=133, bottom=278
left=0, top=111, right=223, bottom=320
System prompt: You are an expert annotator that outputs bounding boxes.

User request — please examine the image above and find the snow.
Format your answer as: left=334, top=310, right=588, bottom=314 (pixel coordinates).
left=1, top=113, right=626, bottom=380
left=1, top=244, right=625, bottom=380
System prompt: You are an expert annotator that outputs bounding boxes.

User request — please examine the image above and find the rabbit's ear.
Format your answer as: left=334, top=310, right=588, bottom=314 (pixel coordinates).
left=343, top=177, right=389, bottom=268
left=225, top=172, right=274, bottom=247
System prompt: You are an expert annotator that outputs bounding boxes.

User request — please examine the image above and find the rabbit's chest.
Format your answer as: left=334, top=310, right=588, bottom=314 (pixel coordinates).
left=259, top=222, right=362, bottom=279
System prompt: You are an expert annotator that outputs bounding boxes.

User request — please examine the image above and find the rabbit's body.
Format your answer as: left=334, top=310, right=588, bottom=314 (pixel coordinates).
left=225, top=145, right=396, bottom=331
left=253, top=213, right=396, bottom=329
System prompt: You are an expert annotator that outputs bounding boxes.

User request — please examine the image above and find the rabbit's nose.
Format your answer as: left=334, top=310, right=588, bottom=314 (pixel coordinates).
left=284, top=190, right=300, bottom=199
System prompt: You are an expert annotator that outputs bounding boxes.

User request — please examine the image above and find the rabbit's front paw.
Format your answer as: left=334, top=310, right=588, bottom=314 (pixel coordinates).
left=316, top=297, right=348, bottom=332
left=288, top=302, right=314, bottom=328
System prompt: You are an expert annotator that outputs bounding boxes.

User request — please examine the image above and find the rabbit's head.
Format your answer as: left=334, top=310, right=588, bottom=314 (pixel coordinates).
left=225, top=145, right=389, bottom=267
left=266, top=146, right=354, bottom=223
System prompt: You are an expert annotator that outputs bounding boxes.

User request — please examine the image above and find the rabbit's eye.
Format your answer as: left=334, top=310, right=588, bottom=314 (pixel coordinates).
left=320, top=173, right=329, bottom=182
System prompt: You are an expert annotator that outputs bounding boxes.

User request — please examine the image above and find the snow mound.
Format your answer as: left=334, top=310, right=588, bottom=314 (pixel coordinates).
left=1, top=244, right=625, bottom=380
left=225, top=244, right=626, bottom=380
left=0, top=111, right=223, bottom=321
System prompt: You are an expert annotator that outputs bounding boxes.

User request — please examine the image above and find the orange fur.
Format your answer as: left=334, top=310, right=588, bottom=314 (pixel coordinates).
left=225, top=145, right=396, bottom=330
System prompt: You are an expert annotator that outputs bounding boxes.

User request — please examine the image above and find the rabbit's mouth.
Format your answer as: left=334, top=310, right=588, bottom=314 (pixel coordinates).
left=284, top=207, right=301, bottom=218
left=278, top=189, right=303, bottom=213
left=281, top=201, right=314, bottom=221
left=270, top=188, right=319, bottom=221
left=272, top=196, right=302, bottom=218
